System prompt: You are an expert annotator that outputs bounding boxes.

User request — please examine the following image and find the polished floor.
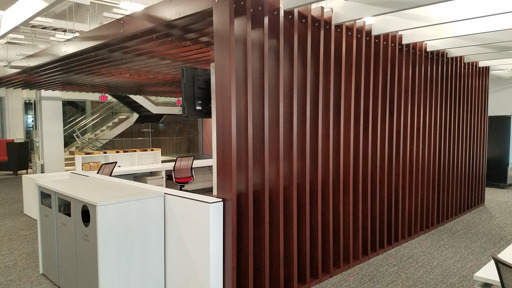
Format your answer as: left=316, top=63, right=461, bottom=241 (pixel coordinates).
left=1, top=171, right=511, bottom=288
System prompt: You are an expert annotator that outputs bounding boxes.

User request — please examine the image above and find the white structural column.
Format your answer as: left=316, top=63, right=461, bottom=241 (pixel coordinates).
left=489, top=75, right=512, bottom=116
left=4, top=88, right=31, bottom=140
left=38, top=90, right=65, bottom=173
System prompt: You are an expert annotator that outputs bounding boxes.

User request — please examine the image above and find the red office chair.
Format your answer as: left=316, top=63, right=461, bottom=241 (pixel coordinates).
left=169, top=156, right=195, bottom=190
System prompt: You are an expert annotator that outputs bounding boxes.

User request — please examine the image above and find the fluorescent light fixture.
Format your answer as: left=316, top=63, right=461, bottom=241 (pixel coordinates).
left=33, top=17, right=54, bottom=23
left=8, top=33, right=25, bottom=39
left=362, top=17, right=374, bottom=25
left=112, top=8, right=131, bottom=15
left=54, top=32, right=74, bottom=39
left=103, top=12, right=123, bottom=19
left=49, top=36, right=67, bottom=42
left=119, top=1, right=146, bottom=12
left=69, top=0, right=91, bottom=5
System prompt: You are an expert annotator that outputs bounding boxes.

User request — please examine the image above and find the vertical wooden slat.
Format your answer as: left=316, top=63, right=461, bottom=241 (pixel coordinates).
left=428, top=50, right=437, bottom=230
left=282, top=9, right=297, bottom=288
left=309, top=7, right=323, bottom=282
left=471, top=64, right=477, bottom=209
left=353, top=21, right=365, bottom=262
left=320, top=10, right=334, bottom=278
left=403, top=43, right=413, bottom=239
left=214, top=3, right=490, bottom=285
left=361, top=24, right=373, bottom=260
left=482, top=68, right=490, bottom=204
left=342, top=22, right=355, bottom=266
left=265, top=0, right=283, bottom=287
left=213, top=0, right=237, bottom=286
left=437, top=51, right=446, bottom=225
left=387, top=33, right=398, bottom=247
left=446, top=53, right=454, bottom=222
left=406, top=44, right=421, bottom=238
left=249, top=0, right=266, bottom=285
left=331, top=23, right=343, bottom=271
left=380, top=33, right=390, bottom=250
left=391, top=35, right=405, bottom=244
left=416, top=43, right=425, bottom=234
left=295, top=6, right=311, bottom=285
left=233, top=1, right=252, bottom=286
left=457, top=60, right=464, bottom=215
left=371, top=33, right=382, bottom=254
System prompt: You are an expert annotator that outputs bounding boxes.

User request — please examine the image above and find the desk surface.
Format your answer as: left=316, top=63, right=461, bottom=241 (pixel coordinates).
left=82, top=158, right=213, bottom=176
left=37, top=172, right=164, bottom=206
left=474, top=244, right=512, bottom=286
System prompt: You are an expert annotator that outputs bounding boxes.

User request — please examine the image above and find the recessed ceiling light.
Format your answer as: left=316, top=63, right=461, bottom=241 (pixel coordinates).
left=362, top=17, right=374, bottom=25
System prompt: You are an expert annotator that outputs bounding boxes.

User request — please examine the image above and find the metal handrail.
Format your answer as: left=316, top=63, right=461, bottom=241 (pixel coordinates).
left=74, top=114, right=134, bottom=152
left=64, top=100, right=132, bottom=152
left=144, top=95, right=179, bottom=107
left=63, top=100, right=125, bottom=136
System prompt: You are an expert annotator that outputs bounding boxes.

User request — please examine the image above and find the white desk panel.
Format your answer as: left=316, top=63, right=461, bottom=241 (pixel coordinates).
left=474, top=243, right=512, bottom=286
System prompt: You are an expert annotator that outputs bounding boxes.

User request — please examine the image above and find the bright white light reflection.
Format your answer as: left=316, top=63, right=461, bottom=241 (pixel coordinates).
left=119, top=1, right=146, bottom=12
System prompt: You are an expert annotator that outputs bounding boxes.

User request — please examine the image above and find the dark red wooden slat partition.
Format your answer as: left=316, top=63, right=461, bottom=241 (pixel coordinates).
left=213, top=1, right=489, bottom=287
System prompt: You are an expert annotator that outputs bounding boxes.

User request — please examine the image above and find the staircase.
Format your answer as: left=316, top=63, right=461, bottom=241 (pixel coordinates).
left=62, top=95, right=180, bottom=170
left=63, top=99, right=139, bottom=170
left=110, top=94, right=167, bottom=123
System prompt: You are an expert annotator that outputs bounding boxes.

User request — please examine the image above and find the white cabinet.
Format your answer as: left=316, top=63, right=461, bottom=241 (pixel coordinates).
left=39, top=189, right=58, bottom=285
left=56, top=195, right=77, bottom=288
left=75, top=200, right=98, bottom=288
left=165, top=192, right=223, bottom=288
left=38, top=173, right=165, bottom=288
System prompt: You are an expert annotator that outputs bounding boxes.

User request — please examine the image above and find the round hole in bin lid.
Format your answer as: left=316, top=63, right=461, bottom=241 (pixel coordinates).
left=81, top=205, right=91, bottom=227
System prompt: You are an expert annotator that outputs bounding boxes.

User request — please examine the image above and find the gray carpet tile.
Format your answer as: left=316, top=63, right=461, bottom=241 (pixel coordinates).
left=1, top=171, right=511, bottom=288
left=0, top=173, right=57, bottom=288
left=314, top=187, right=512, bottom=288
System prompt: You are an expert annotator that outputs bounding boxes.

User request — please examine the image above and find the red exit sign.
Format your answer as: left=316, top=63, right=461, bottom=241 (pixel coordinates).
left=99, top=95, right=108, bottom=102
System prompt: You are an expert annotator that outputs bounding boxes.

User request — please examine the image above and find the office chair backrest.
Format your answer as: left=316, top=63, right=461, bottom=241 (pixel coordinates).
left=493, top=255, right=512, bottom=287
left=173, top=156, right=194, bottom=179
left=97, top=161, right=117, bottom=176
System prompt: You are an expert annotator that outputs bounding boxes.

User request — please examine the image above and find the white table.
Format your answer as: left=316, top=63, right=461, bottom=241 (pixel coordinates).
left=473, top=244, right=512, bottom=287
left=23, top=159, right=214, bottom=220
left=87, top=158, right=213, bottom=187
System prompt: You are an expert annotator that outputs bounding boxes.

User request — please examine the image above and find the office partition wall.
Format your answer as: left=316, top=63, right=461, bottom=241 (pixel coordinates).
left=214, top=1, right=489, bottom=287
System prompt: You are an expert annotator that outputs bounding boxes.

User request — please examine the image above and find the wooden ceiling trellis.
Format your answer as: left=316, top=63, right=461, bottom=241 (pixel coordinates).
left=0, top=2, right=214, bottom=97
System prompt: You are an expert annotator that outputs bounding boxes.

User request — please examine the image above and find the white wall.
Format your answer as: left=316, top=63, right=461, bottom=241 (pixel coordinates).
left=489, top=74, right=512, bottom=116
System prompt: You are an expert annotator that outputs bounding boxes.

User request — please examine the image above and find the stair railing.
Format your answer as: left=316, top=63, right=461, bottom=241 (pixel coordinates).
left=64, top=100, right=132, bottom=152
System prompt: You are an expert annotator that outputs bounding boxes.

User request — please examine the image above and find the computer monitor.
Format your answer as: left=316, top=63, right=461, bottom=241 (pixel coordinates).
left=97, top=161, right=117, bottom=176
left=181, top=66, right=212, bottom=119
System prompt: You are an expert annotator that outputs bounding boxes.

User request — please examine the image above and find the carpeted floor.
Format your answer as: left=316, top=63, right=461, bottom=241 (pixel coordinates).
left=1, top=171, right=511, bottom=288
left=0, top=173, right=57, bottom=288
left=314, top=187, right=512, bottom=288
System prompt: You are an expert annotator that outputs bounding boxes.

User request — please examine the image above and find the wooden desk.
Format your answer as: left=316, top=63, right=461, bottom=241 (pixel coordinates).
left=474, top=244, right=512, bottom=286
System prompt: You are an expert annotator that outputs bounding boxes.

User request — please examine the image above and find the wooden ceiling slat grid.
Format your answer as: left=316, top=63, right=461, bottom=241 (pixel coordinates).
left=0, top=6, right=214, bottom=97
